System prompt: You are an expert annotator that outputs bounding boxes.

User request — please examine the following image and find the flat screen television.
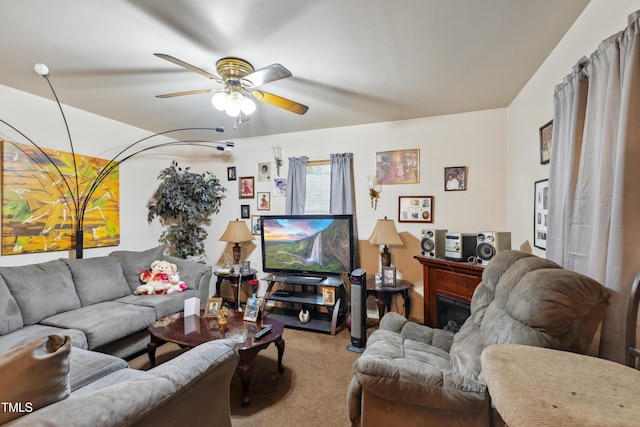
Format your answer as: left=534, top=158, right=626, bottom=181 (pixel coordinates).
left=260, top=214, right=355, bottom=277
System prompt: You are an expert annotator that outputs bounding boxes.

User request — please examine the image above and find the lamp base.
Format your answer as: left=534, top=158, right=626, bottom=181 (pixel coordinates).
left=381, top=246, right=391, bottom=267
left=232, top=244, right=241, bottom=265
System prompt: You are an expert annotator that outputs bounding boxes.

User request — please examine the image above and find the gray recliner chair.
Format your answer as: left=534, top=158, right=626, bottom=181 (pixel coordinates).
left=347, top=250, right=611, bottom=427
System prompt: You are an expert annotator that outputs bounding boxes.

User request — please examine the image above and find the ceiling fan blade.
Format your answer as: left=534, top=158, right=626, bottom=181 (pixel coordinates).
left=156, top=88, right=214, bottom=98
left=154, top=53, right=223, bottom=83
left=242, top=64, right=292, bottom=87
left=250, top=90, right=308, bottom=115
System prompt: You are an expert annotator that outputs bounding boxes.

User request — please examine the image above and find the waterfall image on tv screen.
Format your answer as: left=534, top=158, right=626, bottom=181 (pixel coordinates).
left=261, top=215, right=354, bottom=275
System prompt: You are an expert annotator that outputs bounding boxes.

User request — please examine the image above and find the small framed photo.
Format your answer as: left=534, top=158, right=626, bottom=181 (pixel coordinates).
left=382, top=267, right=396, bottom=287
left=274, top=178, right=287, bottom=197
left=539, top=120, right=553, bottom=165
left=444, top=166, right=467, bottom=191
left=243, top=297, right=262, bottom=322
left=227, top=166, right=237, bottom=181
left=239, top=176, right=254, bottom=199
left=257, top=192, right=270, bottom=210
left=398, top=196, right=433, bottom=223
left=534, top=179, right=549, bottom=250
left=251, top=215, right=263, bottom=235
left=204, top=297, right=223, bottom=319
left=321, top=287, right=336, bottom=305
left=240, top=204, right=250, bottom=219
left=258, top=162, right=271, bottom=181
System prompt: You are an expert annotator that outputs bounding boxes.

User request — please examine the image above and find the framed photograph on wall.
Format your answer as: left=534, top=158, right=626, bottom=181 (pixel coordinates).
left=257, top=192, right=270, bottom=210
left=382, top=266, right=396, bottom=287
left=274, top=178, right=286, bottom=197
left=534, top=179, right=549, bottom=250
left=539, top=120, right=553, bottom=165
left=444, top=166, right=467, bottom=191
left=240, top=204, right=250, bottom=219
left=239, top=176, right=254, bottom=199
left=375, top=149, right=420, bottom=185
left=227, top=166, right=236, bottom=181
left=251, top=215, right=262, bottom=235
left=398, top=196, right=433, bottom=223
left=257, top=162, right=271, bottom=181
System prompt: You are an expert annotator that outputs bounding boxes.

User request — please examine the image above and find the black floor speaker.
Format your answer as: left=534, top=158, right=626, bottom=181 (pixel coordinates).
left=347, top=268, right=367, bottom=353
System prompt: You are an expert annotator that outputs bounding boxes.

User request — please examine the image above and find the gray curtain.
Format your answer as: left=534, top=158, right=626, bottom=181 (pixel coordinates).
left=547, top=10, right=640, bottom=362
left=285, top=156, right=308, bottom=215
left=329, top=153, right=354, bottom=214
left=329, top=153, right=360, bottom=268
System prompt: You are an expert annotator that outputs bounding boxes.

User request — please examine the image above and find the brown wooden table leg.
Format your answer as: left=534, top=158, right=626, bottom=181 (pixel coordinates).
left=403, top=288, right=411, bottom=319
left=275, top=336, right=285, bottom=372
left=236, top=337, right=286, bottom=405
left=147, top=334, right=165, bottom=368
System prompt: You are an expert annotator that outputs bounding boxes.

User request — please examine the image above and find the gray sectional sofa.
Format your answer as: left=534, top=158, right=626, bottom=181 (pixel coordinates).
left=0, top=246, right=239, bottom=426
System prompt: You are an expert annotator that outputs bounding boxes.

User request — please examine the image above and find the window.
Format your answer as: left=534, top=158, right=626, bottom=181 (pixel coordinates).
left=304, top=160, right=331, bottom=214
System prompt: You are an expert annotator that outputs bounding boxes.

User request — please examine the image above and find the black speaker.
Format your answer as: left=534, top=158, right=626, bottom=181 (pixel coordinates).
left=347, top=268, right=367, bottom=353
left=476, top=232, right=511, bottom=266
left=421, top=229, right=447, bottom=257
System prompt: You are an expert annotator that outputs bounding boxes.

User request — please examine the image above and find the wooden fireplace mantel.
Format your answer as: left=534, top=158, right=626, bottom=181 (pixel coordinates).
left=414, top=256, right=484, bottom=327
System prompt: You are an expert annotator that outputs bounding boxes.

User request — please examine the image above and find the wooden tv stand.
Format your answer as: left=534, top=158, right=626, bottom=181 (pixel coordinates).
left=414, top=256, right=484, bottom=327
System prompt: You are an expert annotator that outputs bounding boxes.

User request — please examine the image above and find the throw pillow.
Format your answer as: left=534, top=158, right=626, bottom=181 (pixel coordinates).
left=0, top=335, right=71, bottom=424
left=110, top=246, right=165, bottom=293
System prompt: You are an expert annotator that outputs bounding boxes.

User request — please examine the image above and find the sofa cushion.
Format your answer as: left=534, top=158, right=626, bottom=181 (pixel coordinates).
left=116, top=288, right=201, bottom=319
left=0, top=335, right=71, bottom=425
left=0, top=260, right=81, bottom=325
left=110, top=246, right=165, bottom=292
left=40, top=301, right=156, bottom=350
left=62, top=256, right=132, bottom=306
left=0, top=273, right=23, bottom=334
left=0, top=324, right=88, bottom=354
left=68, top=346, right=128, bottom=392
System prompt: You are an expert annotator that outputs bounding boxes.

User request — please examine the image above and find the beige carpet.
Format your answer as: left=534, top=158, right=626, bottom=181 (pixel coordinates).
left=128, top=324, right=369, bottom=427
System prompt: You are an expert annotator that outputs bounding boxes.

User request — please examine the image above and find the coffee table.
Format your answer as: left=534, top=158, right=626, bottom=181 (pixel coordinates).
left=147, top=310, right=285, bottom=405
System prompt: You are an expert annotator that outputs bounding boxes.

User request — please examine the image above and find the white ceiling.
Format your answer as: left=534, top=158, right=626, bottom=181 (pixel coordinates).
left=0, top=0, right=590, bottom=142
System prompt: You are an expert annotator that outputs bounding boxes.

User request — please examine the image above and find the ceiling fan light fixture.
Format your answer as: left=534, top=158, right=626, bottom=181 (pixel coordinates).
left=211, top=92, right=228, bottom=111
left=240, top=97, right=256, bottom=115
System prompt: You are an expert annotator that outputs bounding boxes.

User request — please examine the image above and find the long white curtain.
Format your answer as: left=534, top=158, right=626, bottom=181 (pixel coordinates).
left=285, top=156, right=308, bottom=215
left=329, top=153, right=354, bottom=215
left=547, top=10, right=640, bottom=362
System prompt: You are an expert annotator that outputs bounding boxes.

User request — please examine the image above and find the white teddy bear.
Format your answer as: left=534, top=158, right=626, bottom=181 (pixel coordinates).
left=136, top=260, right=186, bottom=295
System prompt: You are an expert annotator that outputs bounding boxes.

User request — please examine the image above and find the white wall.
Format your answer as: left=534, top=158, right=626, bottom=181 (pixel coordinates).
left=1, top=79, right=507, bottom=283
left=506, top=0, right=640, bottom=257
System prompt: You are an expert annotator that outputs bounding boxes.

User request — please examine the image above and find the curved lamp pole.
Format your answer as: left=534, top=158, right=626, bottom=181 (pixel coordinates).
left=0, top=64, right=230, bottom=259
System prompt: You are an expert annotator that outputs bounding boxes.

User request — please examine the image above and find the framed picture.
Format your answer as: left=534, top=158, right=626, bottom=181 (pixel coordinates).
left=257, top=191, right=270, bottom=210
left=243, top=297, right=262, bottom=322
left=375, top=149, right=420, bottom=185
left=398, top=196, right=433, bottom=223
left=251, top=215, right=263, bottom=235
left=240, top=204, right=250, bottom=219
left=321, top=287, right=335, bottom=305
left=534, top=179, right=549, bottom=250
left=257, top=162, right=271, bottom=181
left=227, top=166, right=237, bottom=181
left=204, top=297, right=223, bottom=319
left=239, top=176, right=254, bottom=199
left=444, top=166, right=467, bottom=191
left=274, top=178, right=287, bottom=197
left=382, top=266, right=396, bottom=287
left=539, top=120, right=553, bottom=165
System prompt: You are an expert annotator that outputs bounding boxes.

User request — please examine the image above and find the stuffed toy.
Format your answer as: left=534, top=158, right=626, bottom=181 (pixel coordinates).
left=135, top=260, right=185, bottom=295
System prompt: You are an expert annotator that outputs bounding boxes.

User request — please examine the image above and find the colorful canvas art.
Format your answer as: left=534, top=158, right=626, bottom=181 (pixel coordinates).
left=1, top=140, right=120, bottom=255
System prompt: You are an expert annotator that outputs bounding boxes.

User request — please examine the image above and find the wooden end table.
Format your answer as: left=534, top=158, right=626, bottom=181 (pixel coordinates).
left=214, top=269, right=258, bottom=311
left=147, top=310, right=285, bottom=405
left=366, top=278, right=412, bottom=319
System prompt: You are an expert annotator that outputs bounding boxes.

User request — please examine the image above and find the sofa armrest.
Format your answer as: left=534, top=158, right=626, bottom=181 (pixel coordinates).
left=7, top=340, right=239, bottom=427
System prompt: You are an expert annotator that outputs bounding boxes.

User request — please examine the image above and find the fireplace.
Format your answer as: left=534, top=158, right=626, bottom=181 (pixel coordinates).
left=436, top=295, right=471, bottom=332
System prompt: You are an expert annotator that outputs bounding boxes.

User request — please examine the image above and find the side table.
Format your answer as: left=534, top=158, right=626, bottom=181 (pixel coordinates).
left=214, top=269, right=258, bottom=311
left=366, top=278, right=412, bottom=320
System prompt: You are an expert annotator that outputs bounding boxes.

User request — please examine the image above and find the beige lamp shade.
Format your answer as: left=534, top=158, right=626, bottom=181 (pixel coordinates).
left=368, top=217, right=403, bottom=267
left=219, top=219, right=255, bottom=264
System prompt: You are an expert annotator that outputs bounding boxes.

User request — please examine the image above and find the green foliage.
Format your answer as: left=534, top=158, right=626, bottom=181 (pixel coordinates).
left=147, top=161, right=226, bottom=259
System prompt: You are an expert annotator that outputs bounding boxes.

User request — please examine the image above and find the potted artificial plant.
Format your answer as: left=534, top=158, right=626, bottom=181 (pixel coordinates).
left=147, top=161, right=226, bottom=259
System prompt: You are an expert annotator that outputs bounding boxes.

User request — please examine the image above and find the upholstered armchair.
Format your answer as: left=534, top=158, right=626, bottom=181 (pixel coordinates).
left=347, top=250, right=611, bottom=427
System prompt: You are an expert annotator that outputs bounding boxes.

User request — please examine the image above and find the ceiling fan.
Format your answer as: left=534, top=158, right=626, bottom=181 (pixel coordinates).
left=154, top=53, right=309, bottom=116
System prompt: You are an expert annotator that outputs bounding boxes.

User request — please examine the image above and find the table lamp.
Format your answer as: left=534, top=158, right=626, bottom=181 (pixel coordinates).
left=219, top=219, right=255, bottom=264
left=368, top=216, right=403, bottom=267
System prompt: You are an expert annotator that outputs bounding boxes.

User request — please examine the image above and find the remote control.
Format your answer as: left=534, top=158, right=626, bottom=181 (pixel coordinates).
left=253, top=324, right=272, bottom=339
